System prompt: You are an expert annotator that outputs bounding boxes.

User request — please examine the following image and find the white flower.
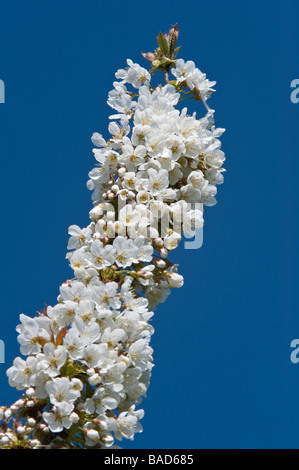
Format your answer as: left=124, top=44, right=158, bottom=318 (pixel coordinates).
left=83, top=343, right=108, bottom=368
left=63, top=328, right=84, bottom=360
left=90, top=281, right=121, bottom=311
left=87, top=240, right=116, bottom=270
left=67, top=247, right=90, bottom=274
left=59, top=280, right=88, bottom=304
left=17, top=319, right=49, bottom=356
left=7, top=356, right=38, bottom=389
left=122, top=172, right=139, bottom=191
left=37, top=343, right=67, bottom=378
left=145, top=283, right=171, bottom=310
left=74, top=317, right=101, bottom=346
left=113, top=236, right=139, bottom=268
left=144, top=168, right=169, bottom=196
left=43, top=403, right=74, bottom=433
left=45, top=377, right=81, bottom=407
left=118, top=142, right=146, bottom=171
left=67, top=225, right=92, bottom=250
left=115, top=59, right=151, bottom=89
left=128, top=339, right=153, bottom=371
left=113, top=407, right=144, bottom=441
left=172, top=58, right=216, bottom=101
left=91, top=132, right=107, bottom=148
left=134, top=236, right=154, bottom=262
left=119, top=204, right=141, bottom=232
left=187, top=170, right=206, bottom=190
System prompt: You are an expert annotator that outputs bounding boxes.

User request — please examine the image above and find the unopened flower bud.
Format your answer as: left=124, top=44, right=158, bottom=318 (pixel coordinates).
left=29, top=439, right=40, bottom=447
left=0, top=436, right=9, bottom=445
left=106, top=211, right=115, bottom=221
left=15, top=399, right=25, bottom=409
left=154, top=238, right=164, bottom=247
left=86, top=429, right=100, bottom=442
left=89, top=204, right=104, bottom=221
left=70, top=412, right=79, bottom=424
left=138, top=270, right=152, bottom=280
left=26, top=387, right=35, bottom=398
left=4, top=409, right=12, bottom=420
left=101, top=434, right=114, bottom=447
left=27, top=418, right=36, bottom=427
left=127, top=191, right=136, bottom=199
left=94, top=419, right=108, bottom=431
left=88, top=373, right=100, bottom=386
left=156, top=259, right=166, bottom=269
left=17, top=426, right=26, bottom=435
left=112, top=184, right=119, bottom=193
left=160, top=247, right=168, bottom=258
left=141, top=52, right=156, bottom=63
left=165, top=272, right=184, bottom=288
left=118, top=167, right=126, bottom=177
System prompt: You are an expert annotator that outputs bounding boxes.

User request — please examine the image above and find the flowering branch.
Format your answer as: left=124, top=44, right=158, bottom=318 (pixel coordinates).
left=0, top=25, right=226, bottom=449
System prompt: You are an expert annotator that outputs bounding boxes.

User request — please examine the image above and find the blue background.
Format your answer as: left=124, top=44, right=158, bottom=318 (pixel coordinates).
left=0, top=0, right=299, bottom=449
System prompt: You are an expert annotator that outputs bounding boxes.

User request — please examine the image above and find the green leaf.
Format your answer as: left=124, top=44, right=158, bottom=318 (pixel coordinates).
left=174, top=46, right=182, bottom=58
left=157, top=31, right=169, bottom=55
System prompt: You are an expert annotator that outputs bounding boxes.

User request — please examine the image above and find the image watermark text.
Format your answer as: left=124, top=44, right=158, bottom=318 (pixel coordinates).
left=290, top=79, right=299, bottom=104
left=0, top=339, right=5, bottom=363
left=0, top=79, right=5, bottom=103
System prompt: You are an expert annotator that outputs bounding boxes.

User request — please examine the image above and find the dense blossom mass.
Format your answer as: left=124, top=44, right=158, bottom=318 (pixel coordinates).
left=0, top=30, right=226, bottom=448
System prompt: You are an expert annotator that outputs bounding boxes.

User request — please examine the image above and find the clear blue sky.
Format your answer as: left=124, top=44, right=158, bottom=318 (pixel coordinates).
left=0, top=0, right=299, bottom=449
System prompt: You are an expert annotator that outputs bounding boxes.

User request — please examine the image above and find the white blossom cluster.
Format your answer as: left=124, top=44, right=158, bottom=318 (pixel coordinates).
left=0, top=54, right=225, bottom=449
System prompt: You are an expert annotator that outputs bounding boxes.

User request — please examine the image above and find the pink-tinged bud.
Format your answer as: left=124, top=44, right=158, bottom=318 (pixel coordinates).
left=153, top=237, right=164, bottom=247
left=86, top=429, right=100, bottom=442
left=141, top=52, right=156, bottom=63
left=16, top=426, right=26, bottom=435
left=155, top=259, right=166, bottom=269
left=118, top=167, right=126, bottom=177
left=88, top=373, right=100, bottom=386
left=0, top=436, right=9, bottom=445
left=4, top=409, right=12, bottom=420
left=26, top=387, right=35, bottom=398
left=15, top=399, right=25, bottom=408
left=127, top=191, right=135, bottom=199
left=89, top=204, right=104, bottom=221
left=101, top=434, right=114, bottom=447
left=29, top=439, right=40, bottom=447
left=94, top=419, right=108, bottom=431
left=165, top=272, right=184, bottom=288
left=137, top=269, right=153, bottom=280
left=27, top=418, right=36, bottom=427
left=160, top=247, right=168, bottom=258
left=70, top=412, right=79, bottom=424
left=112, top=184, right=119, bottom=193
